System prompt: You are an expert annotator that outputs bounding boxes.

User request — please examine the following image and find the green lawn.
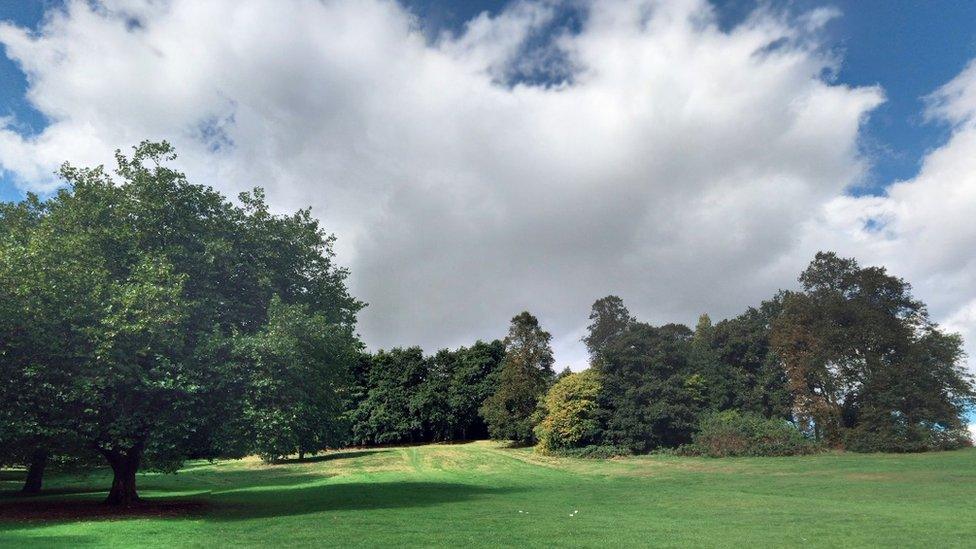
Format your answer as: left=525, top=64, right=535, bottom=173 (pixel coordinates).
left=1, top=441, right=974, bottom=547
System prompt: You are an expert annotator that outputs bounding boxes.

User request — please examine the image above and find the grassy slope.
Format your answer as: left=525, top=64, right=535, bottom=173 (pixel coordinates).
left=1, top=442, right=974, bottom=547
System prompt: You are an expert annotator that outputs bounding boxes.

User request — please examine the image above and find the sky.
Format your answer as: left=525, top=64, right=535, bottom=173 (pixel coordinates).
left=2, top=0, right=976, bottom=418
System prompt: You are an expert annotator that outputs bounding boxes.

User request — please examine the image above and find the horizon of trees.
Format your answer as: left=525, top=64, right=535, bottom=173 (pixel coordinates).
left=2, top=142, right=974, bottom=506
left=534, top=252, right=975, bottom=455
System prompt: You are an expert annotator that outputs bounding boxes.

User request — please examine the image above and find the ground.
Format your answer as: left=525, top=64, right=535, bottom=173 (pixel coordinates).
left=1, top=441, right=974, bottom=547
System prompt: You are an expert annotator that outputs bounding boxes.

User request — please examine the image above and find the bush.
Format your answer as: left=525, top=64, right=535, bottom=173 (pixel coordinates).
left=844, top=424, right=973, bottom=453
left=534, top=369, right=603, bottom=454
left=542, top=444, right=631, bottom=459
left=681, top=410, right=821, bottom=457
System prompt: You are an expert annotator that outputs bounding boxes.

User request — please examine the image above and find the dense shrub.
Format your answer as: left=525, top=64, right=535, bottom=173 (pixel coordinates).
left=844, top=424, right=973, bottom=453
left=542, top=444, right=631, bottom=459
left=681, top=411, right=821, bottom=457
left=534, top=369, right=603, bottom=453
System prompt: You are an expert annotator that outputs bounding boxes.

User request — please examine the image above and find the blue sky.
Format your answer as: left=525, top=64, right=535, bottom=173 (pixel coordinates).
left=4, top=0, right=976, bottom=201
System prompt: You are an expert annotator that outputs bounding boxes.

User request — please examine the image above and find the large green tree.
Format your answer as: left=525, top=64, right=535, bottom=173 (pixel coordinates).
left=772, top=252, right=974, bottom=448
left=0, top=195, right=104, bottom=493
left=597, top=322, right=705, bottom=452
left=0, top=142, right=362, bottom=504
left=0, top=197, right=52, bottom=493
left=480, top=312, right=555, bottom=445
left=237, top=297, right=359, bottom=462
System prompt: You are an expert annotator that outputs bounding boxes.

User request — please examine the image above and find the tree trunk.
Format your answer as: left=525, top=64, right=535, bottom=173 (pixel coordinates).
left=102, top=446, right=143, bottom=506
left=20, top=449, right=48, bottom=495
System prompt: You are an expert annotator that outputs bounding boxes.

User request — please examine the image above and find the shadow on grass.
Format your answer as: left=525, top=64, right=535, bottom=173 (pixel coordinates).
left=0, top=534, right=96, bottom=545
left=272, top=450, right=385, bottom=465
left=0, top=487, right=106, bottom=499
left=0, top=465, right=328, bottom=520
left=0, top=481, right=518, bottom=524
left=0, top=470, right=108, bottom=499
left=0, top=497, right=209, bottom=523
left=1, top=459, right=520, bottom=524
left=0, top=470, right=24, bottom=492
left=210, top=481, right=522, bottom=521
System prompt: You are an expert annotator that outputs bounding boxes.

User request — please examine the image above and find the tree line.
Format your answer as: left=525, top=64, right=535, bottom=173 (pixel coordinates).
left=525, top=255, right=975, bottom=455
left=1, top=142, right=973, bottom=506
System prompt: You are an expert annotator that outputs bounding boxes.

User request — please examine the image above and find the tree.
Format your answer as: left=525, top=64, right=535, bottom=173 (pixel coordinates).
left=446, top=340, right=505, bottom=440
left=237, top=297, right=359, bottom=462
left=413, top=349, right=454, bottom=442
left=0, top=195, right=105, bottom=494
left=534, top=369, right=603, bottom=453
left=699, top=300, right=793, bottom=420
left=583, top=296, right=634, bottom=365
left=0, top=141, right=362, bottom=504
left=0, top=197, right=45, bottom=493
left=772, top=252, right=975, bottom=448
left=350, top=348, right=430, bottom=445
left=347, top=341, right=505, bottom=445
left=480, top=312, right=555, bottom=444
left=688, top=313, right=721, bottom=405
left=597, top=322, right=705, bottom=452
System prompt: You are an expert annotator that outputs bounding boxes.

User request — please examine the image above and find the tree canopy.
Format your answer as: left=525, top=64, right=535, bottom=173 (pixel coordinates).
left=534, top=369, right=603, bottom=453
left=481, top=312, right=555, bottom=445
left=0, top=141, right=363, bottom=504
left=772, top=252, right=974, bottom=449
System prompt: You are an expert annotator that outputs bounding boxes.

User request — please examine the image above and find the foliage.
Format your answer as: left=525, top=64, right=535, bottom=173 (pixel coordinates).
left=0, top=197, right=91, bottom=491
left=481, top=312, right=555, bottom=444
left=693, top=300, right=794, bottom=420
left=596, top=322, right=706, bottom=453
left=237, top=297, right=359, bottom=462
left=350, top=348, right=430, bottom=445
left=771, top=252, right=975, bottom=448
left=348, top=341, right=505, bottom=446
left=844, top=424, right=972, bottom=453
left=446, top=340, right=507, bottom=440
left=0, top=141, right=362, bottom=503
left=534, top=369, right=603, bottom=453
left=680, top=411, right=821, bottom=457
left=583, top=295, right=635, bottom=365
left=540, top=444, right=632, bottom=458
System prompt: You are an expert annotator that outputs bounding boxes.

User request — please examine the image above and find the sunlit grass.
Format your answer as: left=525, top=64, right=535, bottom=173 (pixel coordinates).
left=2, top=441, right=975, bottom=547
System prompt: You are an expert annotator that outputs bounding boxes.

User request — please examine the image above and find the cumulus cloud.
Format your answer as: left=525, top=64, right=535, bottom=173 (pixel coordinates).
left=5, top=0, right=961, bottom=370
left=808, top=59, right=976, bottom=374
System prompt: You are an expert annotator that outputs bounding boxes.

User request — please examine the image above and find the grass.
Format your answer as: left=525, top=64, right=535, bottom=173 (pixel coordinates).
left=2, top=441, right=975, bottom=547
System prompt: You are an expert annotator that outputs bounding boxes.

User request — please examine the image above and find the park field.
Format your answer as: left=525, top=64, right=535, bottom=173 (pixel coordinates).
left=1, top=441, right=975, bottom=547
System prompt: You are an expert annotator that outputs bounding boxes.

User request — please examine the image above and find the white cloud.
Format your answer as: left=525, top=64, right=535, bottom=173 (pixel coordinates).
left=807, top=59, right=976, bottom=374
left=0, top=0, right=942, bottom=371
